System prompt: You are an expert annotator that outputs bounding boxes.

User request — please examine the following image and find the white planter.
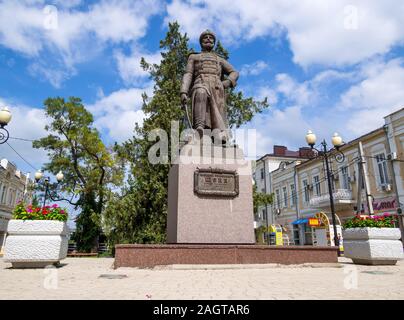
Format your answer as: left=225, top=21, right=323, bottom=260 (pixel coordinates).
left=343, top=228, right=403, bottom=265
left=4, top=220, right=69, bottom=268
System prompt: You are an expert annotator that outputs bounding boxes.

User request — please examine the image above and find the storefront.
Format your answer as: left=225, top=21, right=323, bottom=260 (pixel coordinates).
left=364, top=196, right=397, bottom=215
left=0, top=212, right=10, bottom=255
left=291, top=212, right=344, bottom=251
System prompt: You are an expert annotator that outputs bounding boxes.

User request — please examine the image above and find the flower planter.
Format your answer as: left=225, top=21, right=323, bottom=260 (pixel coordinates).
left=4, top=220, right=69, bottom=268
left=343, top=227, right=403, bottom=265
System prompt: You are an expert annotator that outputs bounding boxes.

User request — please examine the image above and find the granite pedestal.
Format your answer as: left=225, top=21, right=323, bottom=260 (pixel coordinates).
left=167, top=142, right=255, bottom=244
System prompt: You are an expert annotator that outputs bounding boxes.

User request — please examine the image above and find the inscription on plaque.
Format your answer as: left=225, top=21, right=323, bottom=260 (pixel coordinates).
left=194, top=168, right=239, bottom=197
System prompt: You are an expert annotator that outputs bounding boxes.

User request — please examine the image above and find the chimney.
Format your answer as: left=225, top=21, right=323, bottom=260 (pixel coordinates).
left=273, top=145, right=287, bottom=156
left=299, top=147, right=313, bottom=158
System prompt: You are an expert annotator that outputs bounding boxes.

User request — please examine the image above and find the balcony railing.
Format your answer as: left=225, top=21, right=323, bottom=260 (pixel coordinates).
left=309, top=189, right=353, bottom=207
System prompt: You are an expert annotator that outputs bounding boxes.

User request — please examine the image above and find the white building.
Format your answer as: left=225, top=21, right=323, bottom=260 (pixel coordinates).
left=254, top=146, right=312, bottom=230
left=254, top=107, right=404, bottom=246
left=0, top=159, right=34, bottom=255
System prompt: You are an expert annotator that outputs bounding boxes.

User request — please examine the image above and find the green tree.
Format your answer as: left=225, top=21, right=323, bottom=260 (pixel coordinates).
left=252, top=184, right=273, bottom=244
left=102, top=22, right=269, bottom=247
left=33, top=97, right=122, bottom=252
left=252, top=184, right=273, bottom=215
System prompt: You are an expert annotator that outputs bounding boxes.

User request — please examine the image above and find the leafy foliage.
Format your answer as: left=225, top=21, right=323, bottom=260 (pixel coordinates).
left=254, top=225, right=267, bottom=244
left=253, top=184, right=273, bottom=215
left=343, top=214, right=398, bottom=229
left=33, top=97, right=123, bottom=252
left=103, top=22, right=270, bottom=247
left=13, top=202, right=68, bottom=221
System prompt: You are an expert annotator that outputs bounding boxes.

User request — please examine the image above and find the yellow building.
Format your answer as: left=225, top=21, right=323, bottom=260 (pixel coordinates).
left=256, top=107, right=404, bottom=246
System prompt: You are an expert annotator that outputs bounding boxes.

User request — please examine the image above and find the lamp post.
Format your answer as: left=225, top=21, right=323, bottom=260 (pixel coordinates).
left=0, top=107, right=12, bottom=144
left=34, top=170, right=64, bottom=208
left=305, top=130, right=345, bottom=256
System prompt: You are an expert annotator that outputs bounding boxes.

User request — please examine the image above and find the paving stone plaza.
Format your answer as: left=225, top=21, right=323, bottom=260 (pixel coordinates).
left=1, top=257, right=403, bottom=300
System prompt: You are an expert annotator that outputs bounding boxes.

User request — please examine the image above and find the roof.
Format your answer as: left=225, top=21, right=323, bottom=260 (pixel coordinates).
left=257, top=154, right=302, bottom=162
left=383, top=107, right=404, bottom=118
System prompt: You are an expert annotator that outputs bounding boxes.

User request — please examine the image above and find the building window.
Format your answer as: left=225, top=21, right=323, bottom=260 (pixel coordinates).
left=375, top=153, right=389, bottom=185
left=341, top=166, right=350, bottom=190
left=313, top=175, right=321, bottom=196
left=290, top=184, right=296, bottom=206
left=303, top=180, right=309, bottom=203
left=275, top=189, right=281, bottom=208
left=282, top=186, right=288, bottom=208
left=1, top=186, right=7, bottom=204
left=260, top=168, right=265, bottom=180
left=8, top=189, right=14, bottom=206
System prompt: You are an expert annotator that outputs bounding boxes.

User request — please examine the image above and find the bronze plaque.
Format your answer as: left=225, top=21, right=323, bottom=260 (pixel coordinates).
left=194, top=168, right=239, bottom=197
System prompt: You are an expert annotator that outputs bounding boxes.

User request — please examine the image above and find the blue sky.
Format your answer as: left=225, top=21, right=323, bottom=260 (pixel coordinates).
left=1, top=0, right=404, bottom=178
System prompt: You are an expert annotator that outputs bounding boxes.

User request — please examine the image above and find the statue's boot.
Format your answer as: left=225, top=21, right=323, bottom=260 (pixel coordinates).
left=196, top=126, right=204, bottom=139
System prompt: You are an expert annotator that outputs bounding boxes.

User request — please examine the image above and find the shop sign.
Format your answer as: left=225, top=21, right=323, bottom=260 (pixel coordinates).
left=365, top=197, right=396, bottom=213
left=308, top=218, right=320, bottom=227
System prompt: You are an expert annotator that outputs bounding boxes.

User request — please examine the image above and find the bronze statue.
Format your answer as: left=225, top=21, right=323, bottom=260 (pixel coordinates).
left=180, top=30, right=239, bottom=142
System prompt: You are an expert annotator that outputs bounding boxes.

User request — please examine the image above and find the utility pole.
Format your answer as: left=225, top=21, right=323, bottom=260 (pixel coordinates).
left=323, top=144, right=340, bottom=255
left=356, top=141, right=374, bottom=215
left=383, top=125, right=404, bottom=246
left=262, top=159, right=270, bottom=244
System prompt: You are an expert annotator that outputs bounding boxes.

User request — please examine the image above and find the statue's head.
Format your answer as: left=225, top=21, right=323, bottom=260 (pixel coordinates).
left=199, top=29, right=216, bottom=51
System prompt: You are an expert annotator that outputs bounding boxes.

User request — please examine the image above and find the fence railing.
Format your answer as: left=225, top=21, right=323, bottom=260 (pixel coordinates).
left=309, top=189, right=353, bottom=207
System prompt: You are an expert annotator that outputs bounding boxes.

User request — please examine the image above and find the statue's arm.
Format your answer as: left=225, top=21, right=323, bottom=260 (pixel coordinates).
left=180, top=55, right=195, bottom=95
left=221, top=58, right=239, bottom=88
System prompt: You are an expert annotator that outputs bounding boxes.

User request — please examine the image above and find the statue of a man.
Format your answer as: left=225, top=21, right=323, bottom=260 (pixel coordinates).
left=180, top=30, right=239, bottom=142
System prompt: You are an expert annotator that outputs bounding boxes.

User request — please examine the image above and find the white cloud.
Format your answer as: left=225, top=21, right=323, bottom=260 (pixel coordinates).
left=28, top=62, right=76, bottom=88
left=255, top=87, right=278, bottom=105
left=166, top=0, right=404, bottom=67
left=87, top=87, right=153, bottom=142
left=114, top=49, right=162, bottom=85
left=275, top=73, right=314, bottom=106
left=242, top=57, right=404, bottom=156
left=0, top=98, right=49, bottom=174
left=87, top=0, right=159, bottom=44
left=240, top=60, right=269, bottom=76
left=245, top=106, right=311, bottom=158
left=339, top=58, right=404, bottom=135
left=0, top=0, right=163, bottom=87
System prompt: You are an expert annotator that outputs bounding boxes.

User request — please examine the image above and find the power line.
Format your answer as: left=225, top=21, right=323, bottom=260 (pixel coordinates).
left=5, top=141, right=38, bottom=171
left=8, top=136, right=35, bottom=142
left=362, top=155, right=404, bottom=163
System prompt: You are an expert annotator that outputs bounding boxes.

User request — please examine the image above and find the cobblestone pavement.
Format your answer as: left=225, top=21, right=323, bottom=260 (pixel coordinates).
left=0, top=257, right=403, bottom=300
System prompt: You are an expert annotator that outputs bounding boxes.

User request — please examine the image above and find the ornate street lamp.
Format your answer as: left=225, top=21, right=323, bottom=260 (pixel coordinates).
left=0, top=107, right=12, bottom=144
left=305, top=130, right=345, bottom=256
left=35, top=170, right=64, bottom=208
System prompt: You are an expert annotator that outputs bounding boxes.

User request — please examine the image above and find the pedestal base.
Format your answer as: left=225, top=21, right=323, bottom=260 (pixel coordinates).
left=114, top=244, right=338, bottom=268
left=10, top=261, right=60, bottom=269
